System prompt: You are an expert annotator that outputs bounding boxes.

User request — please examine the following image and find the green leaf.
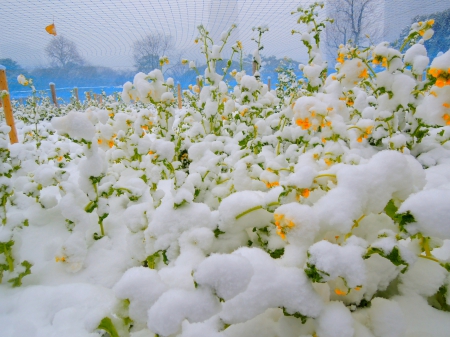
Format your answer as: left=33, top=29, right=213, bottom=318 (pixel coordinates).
left=214, top=228, right=225, bottom=238
left=96, top=317, right=120, bottom=337
left=365, top=246, right=409, bottom=273
left=384, top=199, right=398, bottom=219
left=281, top=307, right=308, bottom=324
left=384, top=200, right=416, bottom=233
left=8, top=260, right=32, bottom=287
left=304, top=262, right=328, bottom=283
left=269, top=248, right=285, bottom=259
left=174, top=199, right=188, bottom=209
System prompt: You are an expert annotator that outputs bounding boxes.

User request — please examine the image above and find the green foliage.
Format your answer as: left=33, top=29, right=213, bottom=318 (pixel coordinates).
left=269, top=248, right=285, bottom=259
left=145, top=250, right=169, bottom=269
left=214, top=227, right=225, bottom=238
left=97, top=317, right=120, bottom=337
left=0, top=240, right=15, bottom=281
left=428, top=285, right=450, bottom=312
left=365, top=246, right=409, bottom=273
left=281, top=307, right=308, bottom=324
left=8, top=260, right=33, bottom=287
left=384, top=199, right=417, bottom=233
left=304, top=262, right=329, bottom=283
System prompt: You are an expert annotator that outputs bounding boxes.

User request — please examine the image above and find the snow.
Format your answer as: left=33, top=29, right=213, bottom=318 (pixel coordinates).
left=1, top=7, right=450, bottom=337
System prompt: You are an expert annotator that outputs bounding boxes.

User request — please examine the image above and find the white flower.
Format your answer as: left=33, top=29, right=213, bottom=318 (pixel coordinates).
left=17, top=74, right=29, bottom=86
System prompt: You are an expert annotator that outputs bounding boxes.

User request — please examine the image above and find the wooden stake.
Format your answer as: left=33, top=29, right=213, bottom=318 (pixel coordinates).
left=49, top=82, right=58, bottom=107
left=268, top=77, right=271, bottom=91
left=86, top=92, right=91, bottom=101
left=177, top=83, right=182, bottom=109
left=0, top=67, right=19, bottom=144
left=252, top=61, right=257, bottom=75
left=98, top=95, right=103, bottom=104
left=73, top=87, right=79, bottom=101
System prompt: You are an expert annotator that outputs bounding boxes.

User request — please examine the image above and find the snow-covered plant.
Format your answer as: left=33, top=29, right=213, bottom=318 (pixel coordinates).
left=1, top=2, right=450, bottom=336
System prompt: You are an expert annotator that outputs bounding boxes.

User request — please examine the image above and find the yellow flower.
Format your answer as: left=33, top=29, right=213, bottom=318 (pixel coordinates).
left=273, top=213, right=295, bottom=240
left=359, top=68, right=369, bottom=79
left=181, top=59, right=188, bottom=65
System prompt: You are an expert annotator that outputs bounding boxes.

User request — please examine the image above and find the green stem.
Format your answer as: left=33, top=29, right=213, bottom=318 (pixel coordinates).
left=418, top=254, right=439, bottom=263
left=315, top=174, right=337, bottom=179
left=236, top=205, right=263, bottom=220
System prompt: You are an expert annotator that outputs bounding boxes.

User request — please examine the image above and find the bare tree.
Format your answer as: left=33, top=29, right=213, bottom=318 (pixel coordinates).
left=133, top=34, right=174, bottom=72
left=45, top=36, right=84, bottom=68
left=326, top=0, right=382, bottom=58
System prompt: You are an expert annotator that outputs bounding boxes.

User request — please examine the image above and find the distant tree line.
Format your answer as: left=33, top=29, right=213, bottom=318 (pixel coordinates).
left=2, top=34, right=301, bottom=94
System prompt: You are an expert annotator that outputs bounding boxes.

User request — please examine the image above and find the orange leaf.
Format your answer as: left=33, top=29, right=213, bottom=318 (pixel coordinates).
left=45, top=23, right=57, bottom=36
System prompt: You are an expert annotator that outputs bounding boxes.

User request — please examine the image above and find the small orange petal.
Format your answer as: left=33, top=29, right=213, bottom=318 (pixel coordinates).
left=335, top=288, right=346, bottom=296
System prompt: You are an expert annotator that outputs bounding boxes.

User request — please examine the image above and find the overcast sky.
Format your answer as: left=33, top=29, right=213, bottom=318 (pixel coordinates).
left=1, top=0, right=448, bottom=70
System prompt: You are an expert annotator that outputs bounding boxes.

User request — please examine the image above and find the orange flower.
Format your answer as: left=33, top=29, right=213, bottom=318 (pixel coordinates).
left=335, top=288, right=346, bottom=296
left=443, top=103, right=450, bottom=108
left=98, top=139, right=103, bottom=145
left=359, top=68, right=369, bottom=79
left=436, top=78, right=446, bottom=88
left=57, top=156, right=63, bottom=162
left=108, top=140, right=114, bottom=148
left=265, top=181, right=279, bottom=188
left=301, top=189, right=310, bottom=198
left=430, top=91, right=438, bottom=97
left=274, top=213, right=295, bottom=240
left=429, top=68, right=441, bottom=78
left=141, top=125, right=149, bottom=130
left=296, top=118, right=312, bottom=130
left=443, top=114, right=450, bottom=125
